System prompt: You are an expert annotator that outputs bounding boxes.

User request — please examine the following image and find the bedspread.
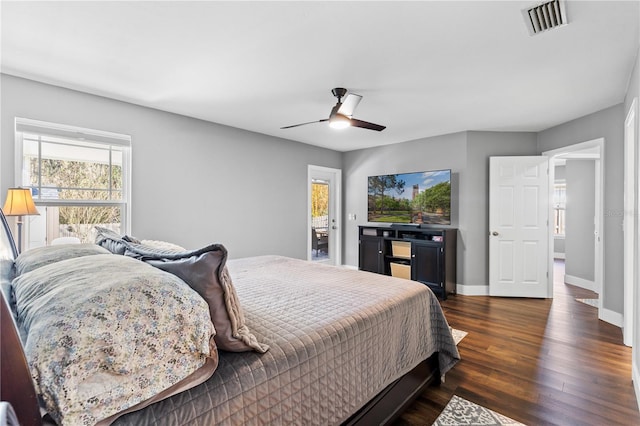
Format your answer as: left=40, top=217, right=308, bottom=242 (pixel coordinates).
left=115, top=255, right=459, bottom=425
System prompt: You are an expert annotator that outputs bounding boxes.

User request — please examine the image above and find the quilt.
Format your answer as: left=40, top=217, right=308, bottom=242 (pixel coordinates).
left=114, top=255, right=459, bottom=425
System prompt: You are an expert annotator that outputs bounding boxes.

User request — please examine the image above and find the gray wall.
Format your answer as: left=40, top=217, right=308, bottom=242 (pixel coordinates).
left=0, top=74, right=342, bottom=259
left=462, top=131, right=538, bottom=288
left=342, top=130, right=538, bottom=291
left=564, top=160, right=595, bottom=281
left=342, top=131, right=467, bottom=269
left=1, top=73, right=632, bottom=319
left=554, top=237, right=565, bottom=256
left=537, top=104, right=624, bottom=313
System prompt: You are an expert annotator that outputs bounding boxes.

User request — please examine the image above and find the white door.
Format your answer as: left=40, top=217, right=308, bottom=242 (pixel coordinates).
left=489, top=156, right=551, bottom=298
left=308, top=165, right=342, bottom=265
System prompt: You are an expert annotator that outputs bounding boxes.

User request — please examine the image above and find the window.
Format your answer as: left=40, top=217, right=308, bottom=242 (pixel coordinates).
left=15, top=118, right=131, bottom=248
left=311, top=180, right=329, bottom=230
left=553, top=182, right=566, bottom=236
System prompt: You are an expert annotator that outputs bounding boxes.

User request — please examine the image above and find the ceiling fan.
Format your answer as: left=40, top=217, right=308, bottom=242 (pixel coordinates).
left=281, top=88, right=386, bottom=132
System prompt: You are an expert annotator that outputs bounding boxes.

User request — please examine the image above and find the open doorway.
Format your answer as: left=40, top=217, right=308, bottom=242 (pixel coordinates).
left=544, top=139, right=603, bottom=315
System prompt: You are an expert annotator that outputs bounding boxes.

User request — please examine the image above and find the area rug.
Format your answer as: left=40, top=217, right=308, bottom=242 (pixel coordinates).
left=451, top=328, right=468, bottom=345
left=576, top=298, right=598, bottom=308
left=433, top=395, right=526, bottom=426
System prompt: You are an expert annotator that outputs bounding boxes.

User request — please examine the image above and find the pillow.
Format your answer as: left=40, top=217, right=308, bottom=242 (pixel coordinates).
left=139, top=239, right=186, bottom=252
left=122, top=234, right=141, bottom=244
left=14, top=243, right=111, bottom=275
left=12, top=254, right=217, bottom=425
left=94, top=226, right=130, bottom=254
left=124, top=243, right=269, bottom=353
left=95, top=227, right=184, bottom=253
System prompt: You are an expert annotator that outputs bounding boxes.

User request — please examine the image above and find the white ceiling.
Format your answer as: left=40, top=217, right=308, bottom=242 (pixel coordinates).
left=1, top=1, right=638, bottom=152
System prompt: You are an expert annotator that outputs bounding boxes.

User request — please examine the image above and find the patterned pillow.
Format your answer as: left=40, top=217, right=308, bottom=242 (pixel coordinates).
left=12, top=254, right=217, bottom=425
left=124, top=243, right=269, bottom=353
left=15, top=243, right=111, bottom=275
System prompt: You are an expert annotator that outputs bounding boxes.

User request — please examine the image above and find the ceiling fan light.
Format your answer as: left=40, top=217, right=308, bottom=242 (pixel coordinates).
left=282, top=88, right=385, bottom=132
left=329, top=114, right=350, bottom=130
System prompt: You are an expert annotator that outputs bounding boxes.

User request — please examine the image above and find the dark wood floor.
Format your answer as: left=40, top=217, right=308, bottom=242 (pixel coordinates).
left=396, top=260, right=640, bottom=426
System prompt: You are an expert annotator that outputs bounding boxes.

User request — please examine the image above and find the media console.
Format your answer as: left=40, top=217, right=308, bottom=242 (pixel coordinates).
left=358, top=225, right=457, bottom=299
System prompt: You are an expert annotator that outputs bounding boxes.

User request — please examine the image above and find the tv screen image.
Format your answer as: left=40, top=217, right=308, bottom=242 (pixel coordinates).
left=368, top=169, right=451, bottom=225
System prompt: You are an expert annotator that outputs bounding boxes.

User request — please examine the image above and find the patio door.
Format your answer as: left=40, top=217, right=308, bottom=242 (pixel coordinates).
left=308, top=165, right=341, bottom=265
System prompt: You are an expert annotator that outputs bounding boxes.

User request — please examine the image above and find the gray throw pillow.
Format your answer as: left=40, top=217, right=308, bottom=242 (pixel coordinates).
left=124, top=243, right=269, bottom=353
left=94, top=226, right=130, bottom=254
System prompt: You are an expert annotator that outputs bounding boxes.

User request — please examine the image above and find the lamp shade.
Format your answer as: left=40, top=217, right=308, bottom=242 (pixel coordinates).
left=2, top=188, right=40, bottom=216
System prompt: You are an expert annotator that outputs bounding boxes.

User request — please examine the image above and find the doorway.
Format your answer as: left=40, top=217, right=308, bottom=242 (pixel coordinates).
left=543, top=139, right=603, bottom=313
left=308, top=165, right=341, bottom=265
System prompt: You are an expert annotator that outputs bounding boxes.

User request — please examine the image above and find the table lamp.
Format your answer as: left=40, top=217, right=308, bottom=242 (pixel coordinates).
left=2, top=188, right=40, bottom=253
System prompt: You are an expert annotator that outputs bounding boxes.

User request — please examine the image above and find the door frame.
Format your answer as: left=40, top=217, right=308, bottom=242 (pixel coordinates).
left=624, top=98, right=637, bottom=347
left=543, top=138, right=604, bottom=311
left=307, top=165, right=342, bottom=265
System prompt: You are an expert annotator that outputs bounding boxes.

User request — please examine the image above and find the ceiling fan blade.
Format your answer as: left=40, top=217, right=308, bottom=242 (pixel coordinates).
left=337, top=93, right=362, bottom=117
left=350, top=118, right=386, bottom=132
left=280, top=119, right=328, bottom=129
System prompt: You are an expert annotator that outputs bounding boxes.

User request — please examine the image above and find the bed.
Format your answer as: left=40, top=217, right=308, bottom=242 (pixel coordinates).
left=0, top=210, right=459, bottom=426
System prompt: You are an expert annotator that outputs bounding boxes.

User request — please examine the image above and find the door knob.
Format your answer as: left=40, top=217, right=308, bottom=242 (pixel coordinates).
left=492, top=231, right=499, bottom=236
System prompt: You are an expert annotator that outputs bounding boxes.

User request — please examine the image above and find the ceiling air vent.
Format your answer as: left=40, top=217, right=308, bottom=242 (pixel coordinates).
left=523, top=0, right=567, bottom=36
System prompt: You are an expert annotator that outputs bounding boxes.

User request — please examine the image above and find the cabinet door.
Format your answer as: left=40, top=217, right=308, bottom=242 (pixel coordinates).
left=412, top=242, right=442, bottom=287
left=359, top=236, right=383, bottom=273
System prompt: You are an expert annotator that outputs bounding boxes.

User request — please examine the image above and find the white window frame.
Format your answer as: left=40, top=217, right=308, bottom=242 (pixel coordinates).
left=553, top=182, right=566, bottom=237
left=14, top=117, right=132, bottom=236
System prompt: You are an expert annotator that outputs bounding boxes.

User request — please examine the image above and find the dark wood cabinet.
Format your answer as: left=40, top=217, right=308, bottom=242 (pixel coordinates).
left=358, top=226, right=457, bottom=299
left=359, top=236, right=384, bottom=274
left=411, top=242, right=442, bottom=286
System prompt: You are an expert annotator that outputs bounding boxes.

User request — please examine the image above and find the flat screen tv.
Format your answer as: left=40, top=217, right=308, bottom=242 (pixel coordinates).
left=368, top=169, right=451, bottom=225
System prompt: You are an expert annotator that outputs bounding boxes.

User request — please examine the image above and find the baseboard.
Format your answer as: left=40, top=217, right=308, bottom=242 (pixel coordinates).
left=342, top=264, right=358, bottom=270
left=456, top=284, right=489, bottom=296
left=564, top=274, right=595, bottom=292
left=634, top=357, right=640, bottom=413
left=599, top=307, right=624, bottom=327
left=553, top=253, right=565, bottom=260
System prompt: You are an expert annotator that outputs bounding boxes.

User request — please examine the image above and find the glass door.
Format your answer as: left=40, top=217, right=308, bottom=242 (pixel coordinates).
left=311, top=179, right=330, bottom=261
left=308, top=165, right=341, bottom=265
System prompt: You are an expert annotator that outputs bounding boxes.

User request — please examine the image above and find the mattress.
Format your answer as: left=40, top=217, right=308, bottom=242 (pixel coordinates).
left=114, top=255, right=459, bottom=425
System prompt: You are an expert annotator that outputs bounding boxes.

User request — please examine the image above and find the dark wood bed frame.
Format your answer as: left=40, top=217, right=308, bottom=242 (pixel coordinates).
left=345, top=354, right=440, bottom=425
left=0, top=210, right=440, bottom=425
